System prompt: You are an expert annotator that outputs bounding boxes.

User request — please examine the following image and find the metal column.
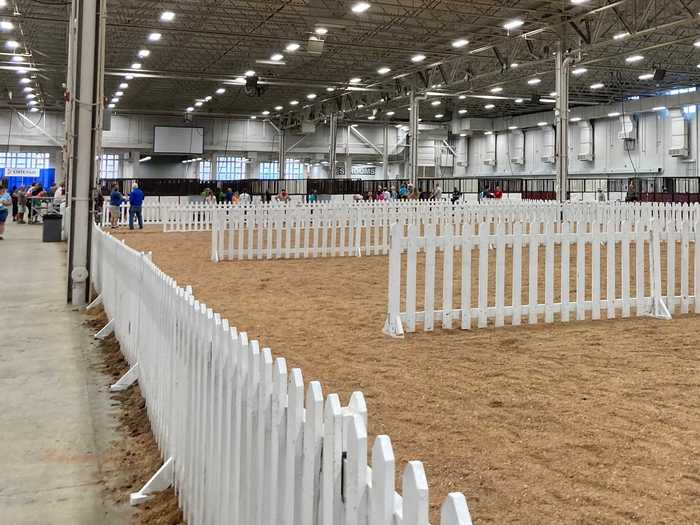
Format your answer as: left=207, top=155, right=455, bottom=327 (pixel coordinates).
left=329, top=113, right=338, bottom=177
left=67, top=0, right=105, bottom=305
left=278, top=129, right=286, bottom=179
left=555, top=47, right=572, bottom=203
left=382, top=124, right=389, bottom=178
left=409, top=90, right=420, bottom=187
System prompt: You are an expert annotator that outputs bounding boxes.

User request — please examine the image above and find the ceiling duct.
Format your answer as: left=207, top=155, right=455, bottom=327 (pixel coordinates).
left=307, top=36, right=324, bottom=56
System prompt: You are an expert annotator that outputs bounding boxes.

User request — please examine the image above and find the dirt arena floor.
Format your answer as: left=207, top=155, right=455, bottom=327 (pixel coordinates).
left=114, top=227, right=700, bottom=524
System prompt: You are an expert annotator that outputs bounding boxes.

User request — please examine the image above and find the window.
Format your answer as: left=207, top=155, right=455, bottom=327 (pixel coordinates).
left=683, top=104, right=697, bottom=115
left=99, top=154, right=120, bottom=179
left=199, top=160, right=212, bottom=181
left=285, top=159, right=304, bottom=179
left=259, top=161, right=278, bottom=180
left=0, top=151, right=50, bottom=169
left=666, top=87, right=696, bottom=96
left=217, top=156, right=246, bottom=180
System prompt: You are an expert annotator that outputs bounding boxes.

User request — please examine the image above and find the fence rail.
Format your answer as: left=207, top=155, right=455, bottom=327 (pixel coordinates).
left=90, top=224, right=474, bottom=525
left=384, top=219, right=699, bottom=336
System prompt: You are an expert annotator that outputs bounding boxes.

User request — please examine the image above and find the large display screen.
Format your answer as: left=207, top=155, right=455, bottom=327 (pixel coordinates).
left=153, top=126, right=204, bottom=155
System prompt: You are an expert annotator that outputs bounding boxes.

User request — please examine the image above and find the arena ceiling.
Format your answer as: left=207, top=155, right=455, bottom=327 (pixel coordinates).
left=2, top=0, right=700, bottom=126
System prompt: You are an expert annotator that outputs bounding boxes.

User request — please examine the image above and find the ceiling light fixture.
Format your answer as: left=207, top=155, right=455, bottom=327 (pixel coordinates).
left=27, top=100, right=37, bottom=106
left=386, top=111, right=395, bottom=116
left=431, top=100, right=441, bottom=106
left=160, top=11, right=175, bottom=22
left=490, top=86, right=503, bottom=93
left=511, top=63, right=519, bottom=68
left=22, top=87, right=32, bottom=93
left=286, top=42, right=300, bottom=52
left=613, top=31, right=629, bottom=40
left=458, top=95, right=466, bottom=100
left=290, top=100, right=299, bottom=105
left=434, top=113, right=444, bottom=118
left=125, top=74, right=134, bottom=80
left=186, top=107, right=194, bottom=112
left=194, top=101, right=203, bottom=107
left=326, top=87, right=335, bottom=92
left=515, top=98, right=524, bottom=103
left=262, top=110, right=270, bottom=116
left=270, top=53, right=283, bottom=61
left=652, top=106, right=666, bottom=111
left=625, top=55, right=644, bottom=63
left=19, top=77, right=30, bottom=84
left=138, top=49, right=150, bottom=58
left=458, top=109, right=467, bottom=114
left=110, top=97, right=119, bottom=103
left=537, top=122, right=547, bottom=126
left=315, top=27, right=328, bottom=35
left=638, top=73, right=654, bottom=80
left=115, top=91, right=124, bottom=97
left=250, top=115, right=257, bottom=120
left=119, top=83, right=129, bottom=89
left=357, top=104, right=365, bottom=109
left=411, top=54, right=426, bottom=62
left=107, top=104, right=115, bottom=109
left=608, top=111, right=621, bottom=117
left=307, top=93, right=317, bottom=99
left=367, top=115, right=376, bottom=120
left=484, top=104, right=495, bottom=109
left=549, top=91, right=557, bottom=97
left=527, top=78, right=541, bottom=85
left=590, top=82, right=604, bottom=89
left=0, top=21, right=13, bottom=31
left=570, top=117, right=582, bottom=122
left=11, top=56, right=25, bottom=63
left=484, top=131, right=493, bottom=135
left=452, top=38, right=469, bottom=48
left=351, top=2, right=371, bottom=13
left=244, top=70, right=256, bottom=77
left=148, top=32, right=161, bottom=41
left=274, top=105, right=283, bottom=111
left=5, top=39, right=19, bottom=49
left=349, top=77, right=361, bottom=84
left=503, top=19, right=524, bottom=30
left=216, top=88, right=226, bottom=94
left=377, top=66, right=391, bottom=74
left=205, top=96, right=212, bottom=101
left=131, top=63, right=142, bottom=69
left=572, top=67, right=587, bottom=75
left=508, top=125, right=518, bottom=130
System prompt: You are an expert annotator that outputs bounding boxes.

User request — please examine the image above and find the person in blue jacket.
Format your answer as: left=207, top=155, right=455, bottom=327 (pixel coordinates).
left=128, top=183, right=145, bottom=230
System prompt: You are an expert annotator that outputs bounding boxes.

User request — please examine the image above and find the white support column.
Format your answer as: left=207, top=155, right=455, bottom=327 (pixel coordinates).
left=329, top=113, right=338, bottom=177
left=67, top=0, right=106, bottom=305
left=382, top=124, right=389, bottom=179
left=278, top=129, right=286, bottom=179
left=555, top=46, right=572, bottom=203
left=409, top=89, right=420, bottom=188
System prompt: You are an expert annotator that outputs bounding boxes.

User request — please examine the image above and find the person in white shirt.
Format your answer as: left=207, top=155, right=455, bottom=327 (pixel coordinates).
left=54, top=183, right=65, bottom=203
left=240, top=191, right=252, bottom=205
left=383, top=188, right=391, bottom=201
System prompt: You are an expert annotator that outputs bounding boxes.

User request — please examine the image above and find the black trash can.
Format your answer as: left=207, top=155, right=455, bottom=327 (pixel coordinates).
left=42, top=213, right=63, bottom=242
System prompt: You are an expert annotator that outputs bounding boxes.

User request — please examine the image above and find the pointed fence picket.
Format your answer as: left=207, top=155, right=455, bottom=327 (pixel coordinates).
left=90, top=224, right=474, bottom=525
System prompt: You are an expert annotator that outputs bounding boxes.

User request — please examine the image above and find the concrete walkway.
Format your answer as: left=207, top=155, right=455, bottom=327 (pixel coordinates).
left=0, top=223, right=129, bottom=524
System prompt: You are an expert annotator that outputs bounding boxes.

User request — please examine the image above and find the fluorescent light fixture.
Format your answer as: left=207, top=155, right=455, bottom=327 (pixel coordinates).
left=326, top=87, right=335, bottom=92
left=515, top=98, right=524, bottom=103
left=459, top=133, right=467, bottom=137
left=216, top=88, right=226, bottom=94
left=160, top=11, right=175, bottom=22
left=125, top=74, right=134, bottom=80
left=431, top=100, right=441, bottom=106
left=29, top=107, right=39, bottom=113
left=131, top=63, right=142, bottom=69
left=107, top=103, right=115, bottom=109
left=14, top=67, right=27, bottom=74
left=510, top=63, right=519, bottom=68
left=484, top=131, right=493, bottom=135
left=508, top=125, right=518, bottom=130
left=25, top=93, right=35, bottom=99
left=638, top=73, right=654, bottom=80
left=377, top=66, right=391, bottom=74
left=458, top=95, right=466, bottom=100
left=357, top=104, right=364, bottom=109
left=572, top=67, right=587, bottom=75
left=652, top=106, right=666, bottom=111
left=19, top=77, right=30, bottom=84
left=367, top=115, right=376, bottom=120
left=484, top=104, right=495, bottom=109
left=503, top=19, right=524, bottom=30
left=110, top=97, right=119, bottom=103
left=351, top=2, right=371, bottom=13
left=286, top=42, right=300, bottom=52
left=0, top=21, right=13, bottom=31
left=148, top=32, right=161, bottom=41
left=274, top=105, right=283, bottom=111
left=244, top=70, right=256, bottom=77
left=386, top=111, right=395, bottom=116
left=138, top=49, right=150, bottom=58
left=608, top=111, right=621, bottom=117
left=537, top=121, right=547, bottom=126
left=613, top=31, right=629, bottom=40
left=625, top=55, right=644, bottom=63
left=11, top=55, right=24, bottom=63
left=204, top=95, right=212, bottom=101
left=115, top=91, right=124, bottom=97
left=262, top=110, right=270, bottom=115
left=549, top=91, right=557, bottom=97
left=119, top=83, right=129, bottom=89
left=139, top=156, right=151, bottom=163
left=458, top=109, right=467, bottom=114
left=527, top=78, right=541, bottom=85
left=434, top=113, right=444, bottom=118
left=411, top=54, right=426, bottom=62
left=571, top=0, right=589, bottom=4
left=290, top=100, right=299, bottom=105
left=315, top=27, right=328, bottom=35
left=490, top=86, right=503, bottom=93
left=250, top=115, right=257, bottom=119
left=5, top=39, right=18, bottom=49
left=590, top=82, right=604, bottom=89
left=270, top=53, right=283, bottom=61
left=27, top=100, right=37, bottom=106
left=349, top=77, right=362, bottom=84
left=306, top=93, right=317, bottom=99
left=194, top=101, right=203, bottom=107
left=186, top=107, right=194, bottom=112
left=452, top=38, right=469, bottom=48
left=694, top=40, right=700, bottom=47
left=570, top=117, right=582, bottom=122
left=22, top=87, right=32, bottom=93
left=540, top=98, right=556, bottom=103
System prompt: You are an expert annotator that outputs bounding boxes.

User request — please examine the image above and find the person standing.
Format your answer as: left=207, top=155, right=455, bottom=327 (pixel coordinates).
left=128, top=183, right=144, bottom=230
left=451, top=188, right=461, bottom=204
left=109, top=183, right=124, bottom=228
left=225, top=187, right=234, bottom=204
left=493, top=185, right=503, bottom=199
left=10, top=186, right=18, bottom=221
left=0, top=186, right=12, bottom=239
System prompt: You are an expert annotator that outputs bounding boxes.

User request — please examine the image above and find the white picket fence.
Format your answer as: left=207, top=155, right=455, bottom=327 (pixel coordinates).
left=90, top=224, right=474, bottom=525
left=384, top=219, right=700, bottom=336
left=102, top=202, right=169, bottom=226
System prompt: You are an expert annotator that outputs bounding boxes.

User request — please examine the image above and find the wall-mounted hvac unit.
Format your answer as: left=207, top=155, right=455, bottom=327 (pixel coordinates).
left=577, top=120, right=594, bottom=161
left=483, top=133, right=496, bottom=166
left=541, top=125, right=555, bottom=163
left=510, top=129, right=525, bottom=165
left=668, top=108, right=689, bottom=157
left=618, top=115, right=636, bottom=140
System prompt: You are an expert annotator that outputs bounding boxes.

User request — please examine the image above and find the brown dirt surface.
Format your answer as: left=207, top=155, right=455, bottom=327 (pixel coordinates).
left=85, top=306, right=185, bottom=525
left=114, top=228, right=700, bottom=524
